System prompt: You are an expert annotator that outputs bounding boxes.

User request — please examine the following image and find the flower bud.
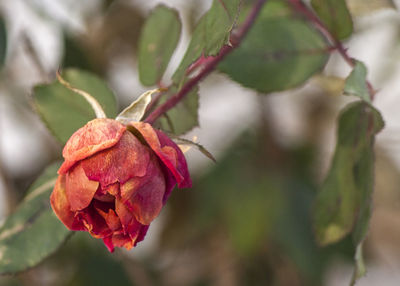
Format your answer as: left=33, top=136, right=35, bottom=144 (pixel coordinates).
left=50, top=118, right=191, bottom=252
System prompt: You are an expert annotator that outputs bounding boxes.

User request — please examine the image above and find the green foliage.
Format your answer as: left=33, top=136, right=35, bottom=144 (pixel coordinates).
left=0, top=15, right=6, bottom=67
left=313, top=101, right=384, bottom=247
left=311, top=0, right=353, bottom=40
left=157, top=85, right=199, bottom=135
left=138, top=5, right=182, bottom=86
left=55, top=233, right=133, bottom=286
left=172, top=0, right=242, bottom=84
left=344, top=60, right=371, bottom=103
left=218, top=0, right=329, bottom=93
left=0, top=163, right=71, bottom=274
left=165, top=129, right=354, bottom=285
left=33, top=69, right=117, bottom=144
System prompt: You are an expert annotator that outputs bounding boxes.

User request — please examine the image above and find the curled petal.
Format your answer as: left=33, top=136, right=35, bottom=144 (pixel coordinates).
left=59, top=119, right=126, bottom=174
left=155, top=130, right=192, bottom=188
left=106, top=183, right=120, bottom=196
left=81, top=131, right=150, bottom=187
left=114, top=199, right=149, bottom=247
left=50, top=175, right=84, bottom=231
left=110, top=233, right=135, bottom=250
left=65, top=164, right=99, bottom=211
left=103, top=227, right=143, bottom=252
left=76, top=201, right=113, bottom=238
left=121, top=154, right=166, bottom=225
left=129, top=122, right=192, bottom=188
left=96, top=208, right=121, bottom=231
left=135, top=225, right=149, bottom=246
left=103, top=236, right=115, bottom=252
left=115, top=197, right=134, bottom=232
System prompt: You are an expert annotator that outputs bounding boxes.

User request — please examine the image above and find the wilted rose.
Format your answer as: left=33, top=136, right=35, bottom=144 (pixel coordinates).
left=50, top=118, right=191, bottom=252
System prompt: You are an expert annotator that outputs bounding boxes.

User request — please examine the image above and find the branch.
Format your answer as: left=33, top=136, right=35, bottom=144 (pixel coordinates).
left=144, top=0, right=268, bottom=124
left=288, top=0, right=376, bottom=100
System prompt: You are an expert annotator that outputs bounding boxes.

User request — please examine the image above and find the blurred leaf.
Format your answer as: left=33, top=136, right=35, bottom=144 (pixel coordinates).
left=218, top=0, right=329, bottom=93
left=0, top=15, right=6, bottom=67
left=347, top=0, right=395, bottom=16
left=116, top=88, right=161, bottom=123
left=138, top=5, right=181, bottom=86
left=313, top=75, right=345, bottom=96
left=344, top=60, right=371, bottom=103
left=59, top=233, right=133, bottom=286
left=62, top=34, right=94, bottom=72
left=313, top=101, right=384, bottom=246
left=311, top=0, right=353, bottom=40
left=157, top=85, right=199, bottom=135
left=33, top=69, right=117, bottom=144
left=189, top=132, right=283, bottom=255
left=172, top=0, right=242, bottom=84
left=0, top=163, right=71, bottom=274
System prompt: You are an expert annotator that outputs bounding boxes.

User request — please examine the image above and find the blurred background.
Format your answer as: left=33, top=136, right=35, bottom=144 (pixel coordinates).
left=1, top=0, right=400, bottom=285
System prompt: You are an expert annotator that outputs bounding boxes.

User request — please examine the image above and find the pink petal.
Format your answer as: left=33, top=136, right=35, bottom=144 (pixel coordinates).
left=114, top=199, right=148, bottom=244
left=59, top=119, right=126, bottom=174
left=50, top=175, right=85, bottom=231
left=134, top=225, right=149, bottom=246
left=65, top=163, right=99, bottom=211
left=155, top=129, right=192, bottom=188
left=129, top=122, right=192, bottom=188
left=121, top=154, right=166, bottom=225
left=81, top=131, right=150, bottom=187
left=103, top=236, right=115, bottom=252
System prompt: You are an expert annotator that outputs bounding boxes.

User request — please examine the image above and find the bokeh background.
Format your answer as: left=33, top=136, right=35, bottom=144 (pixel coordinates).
left=1, top=0, right=400, bottom=285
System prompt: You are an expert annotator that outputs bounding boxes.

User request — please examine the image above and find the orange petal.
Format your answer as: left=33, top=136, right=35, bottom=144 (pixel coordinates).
left=96, top=208, right=121, bottom=231
left=112, top=233, right=135, bottom=250
left=65, top=163, right=99, bottom=211
left=106, top=183, right=120, bottom=196
left=59, top=119, right=126, bottom=174
left=81, top=131, right=150, bottom=187
left=115, top=198, right=134, bottom=231
left=121, top=154, right=165, bottom=225
left=50, top=175, right=84, bottom=231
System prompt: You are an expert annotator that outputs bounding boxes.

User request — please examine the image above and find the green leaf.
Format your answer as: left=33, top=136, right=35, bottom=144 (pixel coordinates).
left=138, top=5, right=181, bottom=86
left=218, top=0, right=330, bottom=94
left=0, top=15, right=7, bottom=67
left=313, top=101, right=384, bottom=246
left=172, top=0, right=242, bottom=84
left=344, top=60, right=371, bottom=103
left=157, top=85, right=199, bottom=135
left=311, top=0, right=353, bottom=40
left=0, top=163, right=71, bottom=274
left=33, top=68, right=117, bottom=144
left=116, top=88, right=161, bottom=123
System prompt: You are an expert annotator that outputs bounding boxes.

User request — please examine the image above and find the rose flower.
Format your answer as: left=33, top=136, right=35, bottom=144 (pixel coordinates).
left=50, top=118, right=191, bottom=252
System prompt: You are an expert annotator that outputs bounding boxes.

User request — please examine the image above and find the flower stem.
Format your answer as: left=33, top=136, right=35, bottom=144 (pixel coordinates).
left=288, top=0, right=376, bottom=101
left=144, top=0, right=268, bottom=124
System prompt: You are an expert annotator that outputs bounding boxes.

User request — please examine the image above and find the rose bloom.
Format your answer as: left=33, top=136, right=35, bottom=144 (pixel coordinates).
left=50, top=119, right=191, bottom=252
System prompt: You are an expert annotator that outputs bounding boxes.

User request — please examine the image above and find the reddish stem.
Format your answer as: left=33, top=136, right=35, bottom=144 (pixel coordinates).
left=289, top=0, right=376, bottom=100
left=144, top=0, right=268, bottom=124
